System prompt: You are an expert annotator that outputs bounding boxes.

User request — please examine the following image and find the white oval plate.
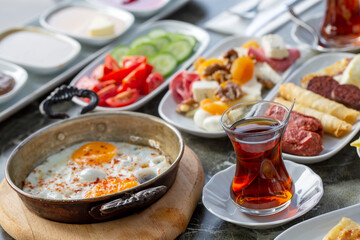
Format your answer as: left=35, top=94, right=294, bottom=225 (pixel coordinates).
left=291, top=14, right=360, bottom=53
left=89, top=0, right=171, bottom=18
left=0, top=27, right=81, bottom=74
left=264, top=52, right=360, bottom=164
left=0, top=60, right=28, bottom=104
left=275, top=203, right=360, bottom=240
left=70, top=20, right=209, bottom=111
left=158, top=35, right=300, bottom=138
left=40, top=1, right=134, bottom=46
left=202, top=160, right=323, bottom=229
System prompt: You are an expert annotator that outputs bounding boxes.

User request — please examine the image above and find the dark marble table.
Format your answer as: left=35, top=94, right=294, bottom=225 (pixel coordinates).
left=2, top=1, right=360, bottom=239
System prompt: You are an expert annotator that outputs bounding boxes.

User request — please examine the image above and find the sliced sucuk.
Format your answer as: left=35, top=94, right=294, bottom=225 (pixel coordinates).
left=306, top=76, right=339, bottom=99
left=331, top=84, right=360, bottom=110
left=265, top=105, right=323, bottom=137
left=282, top=128, right=323, bottom=156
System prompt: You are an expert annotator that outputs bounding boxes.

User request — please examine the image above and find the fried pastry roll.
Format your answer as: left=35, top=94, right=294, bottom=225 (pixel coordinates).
left=278, top=83, right=360, bottom=124
left=274, top=97, right=352, bottom=137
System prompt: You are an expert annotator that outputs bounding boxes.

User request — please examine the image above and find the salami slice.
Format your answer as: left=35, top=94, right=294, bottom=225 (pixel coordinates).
left=331, top=84, right=360, bottom=110
left=306, top=76, right=339, bottom=99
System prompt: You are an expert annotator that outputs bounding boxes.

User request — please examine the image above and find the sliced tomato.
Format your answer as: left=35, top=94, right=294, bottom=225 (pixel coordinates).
left=145, top=63, right=154, bottom=75
left=91, top=64, right=105, bottom=80
left=75, top=76, right=98, bottom=91
left=96, top=84, right=117, bottom=106
left=122, top=56, right=147, bottom=68
left=122, top=63, right=148, bottom=89
left=142, top=72, right=164, bottom=95
left=105, top=54, right=120, bottom=72
left=105, top=88, right=139, bottom=107
left=93, top=79, right=116, bottom=92
left=169, top=70, right=200, bottom=103
left=101, top=62, right=141, bottom=83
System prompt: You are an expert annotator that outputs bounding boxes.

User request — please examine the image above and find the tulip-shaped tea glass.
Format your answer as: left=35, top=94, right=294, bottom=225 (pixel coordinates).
left=220, top=100, right=294, bottom=216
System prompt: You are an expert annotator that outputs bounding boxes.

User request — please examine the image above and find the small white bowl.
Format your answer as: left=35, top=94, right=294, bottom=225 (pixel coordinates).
left=0, top=60, right=28, bottom=104
left=39, top=1, right=134, bottom=46
left=0, top=27, right=81, bottom=75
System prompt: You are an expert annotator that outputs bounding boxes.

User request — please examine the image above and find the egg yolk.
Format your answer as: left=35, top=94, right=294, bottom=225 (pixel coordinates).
left=84, top=177, right=138, bottom=198
left=72, top=142, right=117, bottom=165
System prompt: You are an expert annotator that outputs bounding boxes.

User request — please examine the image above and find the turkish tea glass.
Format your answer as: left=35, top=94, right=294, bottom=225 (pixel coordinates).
left=220, top=100, right=294, bottom=216
left=321, top=0, right=360, bottom=45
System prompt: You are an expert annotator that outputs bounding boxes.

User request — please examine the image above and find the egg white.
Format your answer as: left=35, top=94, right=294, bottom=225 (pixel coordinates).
left=23, top=142, right=170, bottom=200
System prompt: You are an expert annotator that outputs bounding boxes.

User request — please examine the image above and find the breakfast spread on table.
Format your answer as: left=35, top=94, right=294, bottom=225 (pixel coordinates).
left=74, top=29, right=197, bottom=108
left=3, top=0, right=360, bottom=238
left=323, top=217, right=360, bottom=240
left=169, top=34, right=300, bottom=132
left=23, top=141, right=170, bottom=199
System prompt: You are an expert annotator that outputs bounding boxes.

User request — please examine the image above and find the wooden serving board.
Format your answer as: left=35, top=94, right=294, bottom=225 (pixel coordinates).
left=0, top=146, right=204, bottom=240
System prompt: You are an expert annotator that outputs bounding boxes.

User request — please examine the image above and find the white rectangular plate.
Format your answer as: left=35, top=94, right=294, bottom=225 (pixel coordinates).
left=70, top=20, right=209, bottom=111
left=275, top=203, right=360, bottom=240
left=264, top=52, right=360, bottom=164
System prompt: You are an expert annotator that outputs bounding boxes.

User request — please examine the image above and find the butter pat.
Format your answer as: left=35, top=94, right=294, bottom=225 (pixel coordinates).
left=88, top=15, right=115, bottom=37
left=340, top=54, right=360, bottom=88
left=261, top=34, right=288, bottom=60
left=192, top=81, right=219, bottom=102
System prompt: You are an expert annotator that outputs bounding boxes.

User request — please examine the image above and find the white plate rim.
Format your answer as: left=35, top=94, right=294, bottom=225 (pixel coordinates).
left=290, top=14, right=360, bottom=53
left=275, top=203, right=360, bottom=240
left=88, top=0, right=171, bottom=18
left=202, top=160, right=324, bottom=229
left=0, top=27, right=81, bottom=74
left=70, top=19, right=210, bottom=111
left=0, top=60, right=28, bottom=104
left=264, top=52, right=360, bottom=163
left=39, top=0, right=135, bottom=46
left=158, top=35, right=299, bottom=138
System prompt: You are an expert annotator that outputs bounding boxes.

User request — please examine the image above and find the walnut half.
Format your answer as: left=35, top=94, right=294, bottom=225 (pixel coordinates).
left=214, top=81, right=244, bottom=102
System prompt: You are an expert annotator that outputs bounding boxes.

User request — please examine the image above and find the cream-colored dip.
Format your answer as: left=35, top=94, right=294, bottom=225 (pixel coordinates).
left=0, top=30, right=77, bottom=68
left=47, top=6, right=126, bottom=38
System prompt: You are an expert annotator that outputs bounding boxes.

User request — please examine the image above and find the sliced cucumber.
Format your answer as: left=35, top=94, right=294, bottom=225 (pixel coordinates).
left=148, top=29, right=168, bottom=39
left=111, top=45, right=130, bottom=64
left=151, top=36, right=171, bottom=50
left=163, top=39, right=192, bottom=62
left=129, top=43, right=157, bottom=57
left=167, top=33, right=197, bottom=48
left=149, top=53, right=177, bottom=77
left=130, top=36, right=151, bottom=49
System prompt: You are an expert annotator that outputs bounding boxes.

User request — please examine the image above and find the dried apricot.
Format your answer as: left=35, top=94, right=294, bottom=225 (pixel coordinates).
left=200, top=99, right=229, bottom=115
left=231, top=57, right=254, bottom=85
left=242, top=40, right=260, bottom=49
left=193, top=57, right=206, bottom=71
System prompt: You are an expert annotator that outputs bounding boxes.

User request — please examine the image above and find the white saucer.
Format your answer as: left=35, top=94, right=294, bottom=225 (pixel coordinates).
left=291, top=15, right=360, bottom=53
left=202, top=160, right=323, bottom=229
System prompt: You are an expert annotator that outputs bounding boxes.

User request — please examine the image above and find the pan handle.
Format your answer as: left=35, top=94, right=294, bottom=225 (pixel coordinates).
left=89, top=185, right=168, bottom=220
left=39, top=85, right=99, bottom=119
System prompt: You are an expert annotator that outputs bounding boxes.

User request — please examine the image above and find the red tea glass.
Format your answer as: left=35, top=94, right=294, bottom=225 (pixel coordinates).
left=321, top=0, right=360, bottom=45
left=220, top=101, right=294, bottom=216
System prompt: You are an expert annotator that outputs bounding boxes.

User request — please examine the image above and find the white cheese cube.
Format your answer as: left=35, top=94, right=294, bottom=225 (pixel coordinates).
left=261, top=34, right=289, bottom=60
left=254, top=62, right=282, bottom=84
left=88, top=16, right=115, bottom=37
left=192, top=81, right=219, bottom=102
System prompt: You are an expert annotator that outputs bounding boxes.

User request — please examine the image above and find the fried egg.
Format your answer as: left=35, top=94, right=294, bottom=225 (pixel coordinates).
left=23, top=141, right=171, bottom=200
